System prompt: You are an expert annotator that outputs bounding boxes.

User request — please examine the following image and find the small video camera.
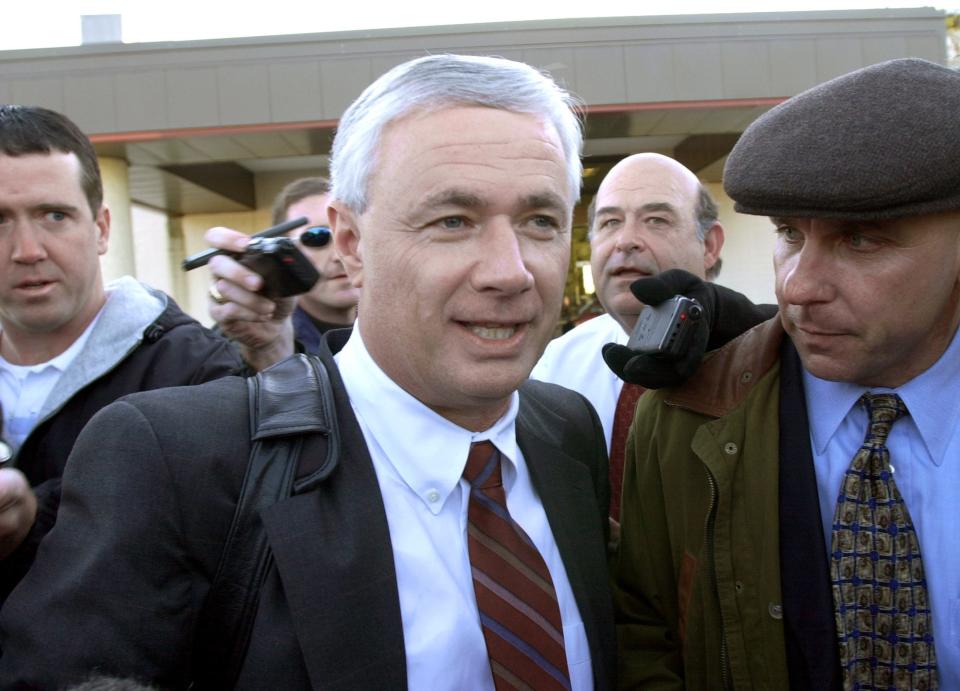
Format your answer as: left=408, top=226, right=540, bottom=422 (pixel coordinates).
left=234, top=237, right=320, bottom=299
left=627, top=295, right=703, bottom=357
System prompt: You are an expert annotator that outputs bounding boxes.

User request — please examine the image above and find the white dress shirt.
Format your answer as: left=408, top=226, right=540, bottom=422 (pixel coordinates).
left=0, top=307, right=102, bottom=451
left=803, top=325, right=960, bottom=689
left=531, top=314, right=627, bottom=453
left=335, top=327, right=593, bottom=691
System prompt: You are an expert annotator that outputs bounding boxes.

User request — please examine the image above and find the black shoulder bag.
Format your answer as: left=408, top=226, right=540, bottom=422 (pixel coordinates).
left=192, top=353, right=341, bottom=689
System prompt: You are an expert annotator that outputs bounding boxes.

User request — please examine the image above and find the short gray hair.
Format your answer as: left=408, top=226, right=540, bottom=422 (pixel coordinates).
left=330, top=54, right=584, bottom=213
left=696, top=185, right=722, bottom=279
left=694, top=184, right=718, bottom=242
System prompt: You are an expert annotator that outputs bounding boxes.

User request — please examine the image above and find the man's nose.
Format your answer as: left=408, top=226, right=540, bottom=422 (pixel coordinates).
left=778, top=242, right=834, bottom=306
left=10, top=223, right=47, bottom=264
left=613, top=220, right=647, bottom=254
left=471, top=221, right=535, bottom=294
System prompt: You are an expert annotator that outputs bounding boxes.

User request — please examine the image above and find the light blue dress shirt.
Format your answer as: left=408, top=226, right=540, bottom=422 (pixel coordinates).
left=803, top=325, right=960, bottom=689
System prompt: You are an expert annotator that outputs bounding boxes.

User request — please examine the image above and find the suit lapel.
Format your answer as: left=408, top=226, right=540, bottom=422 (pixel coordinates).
left=778, top=337, right=842, bottom=691
left=261, top=341, right=407, bottom=690
left=516, top=388, right=613, bottom=691
left=517, top=413, right=597, bottom=596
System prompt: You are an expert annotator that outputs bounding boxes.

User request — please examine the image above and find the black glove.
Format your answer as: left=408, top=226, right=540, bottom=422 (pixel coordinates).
left=602, top=270, right=712, bottom=388
left=602, top=269, right=777, bottom=389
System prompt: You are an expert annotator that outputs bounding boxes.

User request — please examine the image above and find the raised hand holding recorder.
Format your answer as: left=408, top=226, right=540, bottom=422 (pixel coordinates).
left=188, top=217, right=320, bottom=371
left=602, top=268, right=776, bottom=389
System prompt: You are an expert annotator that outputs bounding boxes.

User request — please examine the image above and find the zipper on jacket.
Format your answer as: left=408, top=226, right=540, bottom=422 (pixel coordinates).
left=704, top=465, right=733, bottom=691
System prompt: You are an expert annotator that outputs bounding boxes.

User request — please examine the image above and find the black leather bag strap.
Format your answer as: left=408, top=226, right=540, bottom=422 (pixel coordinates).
left=193, top=354, right=340, bottom=689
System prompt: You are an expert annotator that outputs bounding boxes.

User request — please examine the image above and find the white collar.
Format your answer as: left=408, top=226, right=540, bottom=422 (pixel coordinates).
left=335, top=326, right=521, bottom=513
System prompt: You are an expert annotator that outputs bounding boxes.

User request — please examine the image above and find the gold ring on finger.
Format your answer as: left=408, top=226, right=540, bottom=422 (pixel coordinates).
left=208, top=283, right=228, bottom=305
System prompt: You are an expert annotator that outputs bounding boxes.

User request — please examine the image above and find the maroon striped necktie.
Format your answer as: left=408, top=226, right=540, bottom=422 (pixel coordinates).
left=463, top=441, right=572, bottom=690
left=609, top=382, right=643, bottom=522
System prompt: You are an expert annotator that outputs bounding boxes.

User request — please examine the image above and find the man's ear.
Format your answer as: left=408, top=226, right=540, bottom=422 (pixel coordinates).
left=329, top=200, right=363, bottom=288
left=95, top=206, right=111, bottom=256
left=702, top=222, right=724, bottom=276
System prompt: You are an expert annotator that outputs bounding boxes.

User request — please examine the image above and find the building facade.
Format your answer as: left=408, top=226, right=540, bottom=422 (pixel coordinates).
left=0, top=8, right=948, bottom=319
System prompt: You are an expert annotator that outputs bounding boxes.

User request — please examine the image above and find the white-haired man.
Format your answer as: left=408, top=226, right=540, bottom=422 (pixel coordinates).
left=0, top=55, right=615, bottom=690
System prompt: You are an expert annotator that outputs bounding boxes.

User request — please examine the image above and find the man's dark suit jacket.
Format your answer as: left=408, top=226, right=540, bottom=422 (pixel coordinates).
left=0, top=331, right=616, bottom=690
left=778, top=337, right=843, bottom=691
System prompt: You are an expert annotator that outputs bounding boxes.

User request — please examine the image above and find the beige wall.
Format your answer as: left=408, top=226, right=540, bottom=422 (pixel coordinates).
left=708, top=182, right=778, bottom=307
left=130, top=204, right=174, bottom=295
left=99, top=157, right=135, bottom=283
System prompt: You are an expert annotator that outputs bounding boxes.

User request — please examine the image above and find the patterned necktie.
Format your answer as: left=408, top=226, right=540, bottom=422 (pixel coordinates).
left=463, top=441, right=571, bottom=690
left=829, top=393, right=938, bottom=691
left=609, top=382, right=643, bottom=522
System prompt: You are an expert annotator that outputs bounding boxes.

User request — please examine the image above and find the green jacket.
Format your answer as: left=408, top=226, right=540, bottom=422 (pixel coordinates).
left=614, top=318, right=792, bottom=690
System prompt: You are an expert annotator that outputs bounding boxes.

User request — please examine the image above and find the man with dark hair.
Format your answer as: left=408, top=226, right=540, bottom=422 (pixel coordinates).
left=0, top=105, right=241, bottom=597
left=615, top=58, right=960, bottom=689
left=0, top=54, right=615, bottom=689
left=209, top=176, right=358, bottom=357
left=270, top=176, right=331, bottom=225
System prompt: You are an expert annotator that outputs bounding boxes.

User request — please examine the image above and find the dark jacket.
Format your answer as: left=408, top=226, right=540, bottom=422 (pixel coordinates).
left=2, top=278, right=242, bottom=601
left=0, top=331, right=616, bottom=690
left=292, top=305, right=330, bottom=354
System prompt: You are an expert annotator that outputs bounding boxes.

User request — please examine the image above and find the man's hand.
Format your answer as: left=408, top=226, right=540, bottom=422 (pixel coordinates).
left=608, top=516, right=621, bottom=555
left=0, top=469, right=37, bottom=559
left=603, top=269, right=776, bottom=389
left=204, top=226, right=297, bottom=371
left=602, top=269, right=716, bottom=389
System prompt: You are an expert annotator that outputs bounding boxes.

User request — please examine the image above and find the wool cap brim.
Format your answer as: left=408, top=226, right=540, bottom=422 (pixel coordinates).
left=723, top=58, right=960, bottom=221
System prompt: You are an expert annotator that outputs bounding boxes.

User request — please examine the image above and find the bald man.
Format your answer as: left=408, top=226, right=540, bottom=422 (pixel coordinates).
left=531, top=153, right=724, bottom=520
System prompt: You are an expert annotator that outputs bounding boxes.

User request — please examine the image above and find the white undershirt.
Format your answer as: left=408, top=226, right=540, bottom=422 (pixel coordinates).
left=335, top=326, right=593, bottom=691
left=0, top=309, right=103, bottom=451
left=531, top=313, right=628, bottom=453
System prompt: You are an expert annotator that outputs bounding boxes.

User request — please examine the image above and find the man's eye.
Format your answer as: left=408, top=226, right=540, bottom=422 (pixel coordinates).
left=776, top=225, right=800, bottom=242
left=598, top=218, right=620, bottom=231
left=646, top=216, right=670, bottom=228
left=45, top=211, right=67, bottom=222
left=531, top=215, right=559, bottom=229
left=439, top=217, right=466, bottom=230
left=847, top=233, right=877, bottom=249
